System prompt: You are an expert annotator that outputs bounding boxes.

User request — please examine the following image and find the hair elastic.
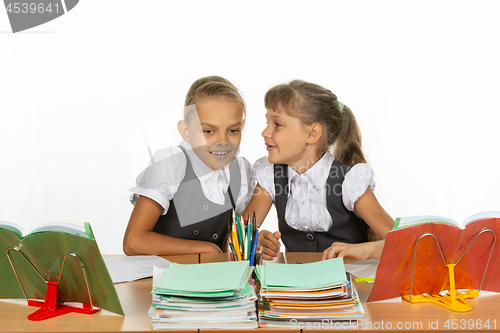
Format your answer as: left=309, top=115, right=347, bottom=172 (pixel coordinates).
left=338, top=102, right=344, bottom=110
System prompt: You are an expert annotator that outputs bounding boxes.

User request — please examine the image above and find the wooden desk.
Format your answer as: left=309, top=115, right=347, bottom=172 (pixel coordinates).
left=0, top=254, right=198, bottom=333
left=2, top=253, right=500, bottom=332
left=201, top=253, right=500, bottom=332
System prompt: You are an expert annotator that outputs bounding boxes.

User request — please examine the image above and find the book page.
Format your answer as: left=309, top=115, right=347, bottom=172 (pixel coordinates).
left=28, top=221, right=90, bottom=238
left=0, top=221, right=25, bottom=237
left=394, top=215, right=459, bottom=229
left=463, top=211, right=500, bottom=228
left=104, top=255, right=171, bottom=283
left=344, top=259, right=378, bottom=280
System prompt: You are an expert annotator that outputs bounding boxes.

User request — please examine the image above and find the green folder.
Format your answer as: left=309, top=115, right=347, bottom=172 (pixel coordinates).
left=0, top=222, right=124, bottom=315
left=262, top=258, right=347, bottom=290
left=154, top=261, right=251, bottom=297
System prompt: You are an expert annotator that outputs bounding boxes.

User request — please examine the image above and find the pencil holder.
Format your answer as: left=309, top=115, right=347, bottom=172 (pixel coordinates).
left=227, top=251, right=263, bottom=266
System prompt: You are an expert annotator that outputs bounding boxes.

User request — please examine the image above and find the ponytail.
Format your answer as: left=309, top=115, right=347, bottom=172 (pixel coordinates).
left=333, top=105, right=378, bottom=241
left=332, top=105, right=367, bottom=167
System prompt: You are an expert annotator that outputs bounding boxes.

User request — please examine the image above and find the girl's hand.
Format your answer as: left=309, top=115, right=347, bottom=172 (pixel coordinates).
left=321, top=241, right=374, bottom=263
left=258, top=230, right=281, bottom=260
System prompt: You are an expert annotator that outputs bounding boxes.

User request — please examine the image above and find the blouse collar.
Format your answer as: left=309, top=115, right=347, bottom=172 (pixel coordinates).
left=287, top=152, right=334, bottom=196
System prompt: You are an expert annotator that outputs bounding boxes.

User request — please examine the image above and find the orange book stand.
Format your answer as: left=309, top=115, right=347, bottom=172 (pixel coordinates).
left=402, top=231, right=496, bottom=312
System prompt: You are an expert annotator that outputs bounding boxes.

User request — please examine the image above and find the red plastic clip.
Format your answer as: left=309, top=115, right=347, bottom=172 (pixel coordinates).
left=27, top=281, right=100, bottom=321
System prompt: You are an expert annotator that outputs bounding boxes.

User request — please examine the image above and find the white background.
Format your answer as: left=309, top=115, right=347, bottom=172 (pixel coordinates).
left=1, top=1, right=499, bottom=254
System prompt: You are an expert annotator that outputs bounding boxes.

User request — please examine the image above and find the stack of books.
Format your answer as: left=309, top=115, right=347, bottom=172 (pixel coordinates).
left=149, top=261, right=258, bottom=329
left=255, top=258, right=364, bottom=328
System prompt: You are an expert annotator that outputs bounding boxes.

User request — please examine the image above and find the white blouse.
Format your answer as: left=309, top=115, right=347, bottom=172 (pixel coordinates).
left=253, top=152, right=375, bottom=232
left=129, top=141, right=254, bottom=216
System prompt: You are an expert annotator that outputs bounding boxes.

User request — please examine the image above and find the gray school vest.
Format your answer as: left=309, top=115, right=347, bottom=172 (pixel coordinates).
left=274, top=160, right=368, bottom=252
left=153, top=148, right=240, bottom=249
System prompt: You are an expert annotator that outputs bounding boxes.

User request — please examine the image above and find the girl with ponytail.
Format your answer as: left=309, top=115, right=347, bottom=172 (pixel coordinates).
left=243, top=80, right=394, bottom=262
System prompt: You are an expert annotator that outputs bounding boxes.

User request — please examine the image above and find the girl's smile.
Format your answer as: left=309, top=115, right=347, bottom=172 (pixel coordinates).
left=209, top=147, right=231, bottom=159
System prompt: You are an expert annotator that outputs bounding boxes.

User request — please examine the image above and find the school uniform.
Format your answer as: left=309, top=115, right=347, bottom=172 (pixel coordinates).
left=253, top=152, right=375, bottom=252
left=130, top=141, right=253, bottom=249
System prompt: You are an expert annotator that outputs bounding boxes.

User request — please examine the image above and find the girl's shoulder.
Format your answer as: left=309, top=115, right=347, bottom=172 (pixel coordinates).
left=152, top=146, right=185, bottom=162
left=148, top=146, right=187, bottom=171
left=342, top=163, right=376, bottom=211
left=345, top=163, right=374, bottom=180
left=138, top=146, right=187, bottom=186
left=251, top=156, right=275, bottom=184
left=250, top=156, right=275, bottom=198
left=253, top=156, right=273, bottom=172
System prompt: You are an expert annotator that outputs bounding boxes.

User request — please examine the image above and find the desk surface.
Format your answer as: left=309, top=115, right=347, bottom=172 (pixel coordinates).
left=1, top=253, right=499, bottom=332
left=201, top=253, right=500, bottom=332
left=0, top=254, right=199, bottom=333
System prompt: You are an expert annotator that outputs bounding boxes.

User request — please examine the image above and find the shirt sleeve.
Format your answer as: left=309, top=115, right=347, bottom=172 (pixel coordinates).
left=342, top=163, right=376, bottom=211
left=252, top=156, right=275, bottom=201
left=129, top=147, right=186, bottom=215
left=234, top=156, right=254, bottom=215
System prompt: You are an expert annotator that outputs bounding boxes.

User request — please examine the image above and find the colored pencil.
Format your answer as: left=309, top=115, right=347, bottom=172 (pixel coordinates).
left=252, top=211, right=256, bottom=239
left=239, top=216, right=246, bottom=259
left=236, top=216, right=243, bottom=255
left=250, top=212, right=259, bottom=266
left=250, top=230, right=259, bottom=266
left=228, top=237, right=236, bottom=261
left=227, top=243, right=233, bottom=261
left=232, top=211, right=242, bottom=261
left=247, top=216, right=251, bottom=260
left=248, top=213, right=252, bottom=245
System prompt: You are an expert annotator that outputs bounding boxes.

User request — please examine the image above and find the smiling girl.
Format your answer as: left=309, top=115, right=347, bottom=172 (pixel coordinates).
left=123, top=76, right=253, bottom=255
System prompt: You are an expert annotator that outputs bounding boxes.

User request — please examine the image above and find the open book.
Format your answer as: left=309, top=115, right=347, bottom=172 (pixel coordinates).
left=393, top=211, right=500, bottom=230
left=0, top=221, right=123, bottom=315
left=369, top=211, right=500, bottom=302
left=0, top=220, right=93, bottom=239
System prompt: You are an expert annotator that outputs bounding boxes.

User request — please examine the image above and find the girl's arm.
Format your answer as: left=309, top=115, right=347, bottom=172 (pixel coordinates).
left=354, top=187, right=394, bottom=238
left=242, top=183, right=280, bottom=260
left=322, top=240, right=385, bottom=263
left=243, top=183, right=273, bottom=227
left=123, top=195, right=222, bottom=255
left=322, top=187, right=394, bottom=262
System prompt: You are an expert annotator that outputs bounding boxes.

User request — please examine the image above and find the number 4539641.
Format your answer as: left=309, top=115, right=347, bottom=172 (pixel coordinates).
left=6, top=2, right=60, bottom=14
left=444, top=319, right=496, bottom=330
